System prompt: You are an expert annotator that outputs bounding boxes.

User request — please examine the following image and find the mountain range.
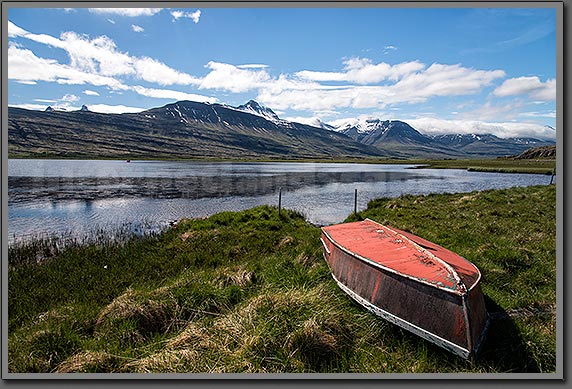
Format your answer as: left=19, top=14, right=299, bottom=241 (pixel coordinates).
left=8, top=100, right=555, bottom=160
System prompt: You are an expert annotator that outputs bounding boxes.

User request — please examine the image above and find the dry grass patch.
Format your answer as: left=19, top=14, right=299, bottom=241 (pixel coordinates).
left=213, top=266, right=256, bottom=288
left=95, top=288, right=179, bottom=336
left=55, top=351, right=121, bottom=373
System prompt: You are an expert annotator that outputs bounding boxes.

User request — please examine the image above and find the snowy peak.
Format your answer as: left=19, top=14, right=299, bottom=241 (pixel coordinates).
left=235, top=100, right=280, bottom=121
left=334, top=118, right=430, bottom=144
left=45, top=106, right=68, bottom=112
left=334, top=118, right=388, bottom=134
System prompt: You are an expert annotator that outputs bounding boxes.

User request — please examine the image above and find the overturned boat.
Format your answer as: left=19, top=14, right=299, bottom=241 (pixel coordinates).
left=320, top=219, right=489, bottom=359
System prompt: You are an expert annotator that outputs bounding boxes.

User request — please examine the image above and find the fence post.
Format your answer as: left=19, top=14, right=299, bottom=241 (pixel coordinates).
left=549, top=168, right=555, bottom=185
left=278, top=187, right=282, bottom=216
left=354, top=188, right=358, bottom=217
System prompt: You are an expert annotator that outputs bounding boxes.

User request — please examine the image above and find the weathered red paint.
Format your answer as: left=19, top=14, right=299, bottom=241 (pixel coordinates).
left=321, top=219, right=489, bottom=359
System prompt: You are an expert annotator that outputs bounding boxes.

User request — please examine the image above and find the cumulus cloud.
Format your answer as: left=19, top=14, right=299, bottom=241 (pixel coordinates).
left=131, top=25, right=144, bottom=33
left=406, top=117, right=556, bottom=140
left=133, top=57, right=199, bottom=86
left=61, top=93, right=79, bottom=102
left=171, top=10, right=201, bottom=23
left=8, top=22, right=199, bottom=87
left=131, top=85, right=217, bottom=103
left=237, top=64, right=269, bottom=69
left=85, top=104, right=147, bottom=114
left=493, top=76, right=555, bottom=101
left=83, top=90, right=100, bottom=96
left=9, top=103, right=52, bottom=110
left=295, top=58, right=425, bottom=84
left=199, top=61, right=271, bottom=93
left=8, top=45, right=128, bottom=89
left=257, top=61, right=505, bottom=113
left=390, top=63, right=506, bottom=102
left=89, top=8, right=162, bottom=17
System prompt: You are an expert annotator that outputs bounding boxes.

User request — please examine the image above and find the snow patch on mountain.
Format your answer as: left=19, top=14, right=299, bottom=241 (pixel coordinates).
left=235, top=100, right=280, bottom=122
left=333, top=118, right=393, bottom=135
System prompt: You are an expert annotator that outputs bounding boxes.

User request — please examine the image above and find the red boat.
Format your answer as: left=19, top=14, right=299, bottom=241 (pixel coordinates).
left=320, top=219, right=489, bottom=359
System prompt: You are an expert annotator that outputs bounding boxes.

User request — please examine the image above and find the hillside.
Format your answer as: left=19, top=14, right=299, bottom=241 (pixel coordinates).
left=510, top=145, right=556, bottom=160
left=8, top=100, right=555, bottom=160
left=333, top=119, right=554, bottom=159
left=8, top=102, right=382, bottom=160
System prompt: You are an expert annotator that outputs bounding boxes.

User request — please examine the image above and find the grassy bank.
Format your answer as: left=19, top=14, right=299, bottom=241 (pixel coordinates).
left=410, top=158, right=556, bottom=175
left=8, top=185, right=556, bottom=374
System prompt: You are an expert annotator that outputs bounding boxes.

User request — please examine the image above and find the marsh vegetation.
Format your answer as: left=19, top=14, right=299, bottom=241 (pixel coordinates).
left=8, top=185, right=556, bottom=374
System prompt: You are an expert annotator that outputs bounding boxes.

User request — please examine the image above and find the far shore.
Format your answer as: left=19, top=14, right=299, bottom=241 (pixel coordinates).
left=7, top=155, right=556, bottom=175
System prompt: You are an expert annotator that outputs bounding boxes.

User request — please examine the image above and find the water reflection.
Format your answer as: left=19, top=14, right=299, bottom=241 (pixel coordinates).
left=8, top=160, right=551, bottom=243
left=8, top=170, right=431, bottom=204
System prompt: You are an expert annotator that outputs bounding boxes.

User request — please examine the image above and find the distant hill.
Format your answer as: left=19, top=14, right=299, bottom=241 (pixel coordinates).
left=8, top=101, right=382, bottom=160
left=507, top=145, right=556, bottom=160
left=332, top=119, right=554, bottom=159
left=8, top=100, right=555, bottom=160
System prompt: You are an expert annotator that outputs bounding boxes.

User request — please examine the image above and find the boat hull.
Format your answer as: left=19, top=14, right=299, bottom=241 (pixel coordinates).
left=321, top=221, right=489, bottom=359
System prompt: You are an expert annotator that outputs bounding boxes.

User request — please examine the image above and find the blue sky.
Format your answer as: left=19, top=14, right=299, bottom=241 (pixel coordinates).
left=7, top=6, right=557, bottom=139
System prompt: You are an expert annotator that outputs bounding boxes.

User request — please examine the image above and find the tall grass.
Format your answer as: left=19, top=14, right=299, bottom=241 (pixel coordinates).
left=8, top=185, right=557, bottom=374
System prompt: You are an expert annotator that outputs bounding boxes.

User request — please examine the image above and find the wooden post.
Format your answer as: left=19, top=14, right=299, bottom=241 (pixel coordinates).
left=354, top=188, right=358, bottom=217
left=549, top=168, right=555, bottom=185
left=278, top=187, right=282, bottom=216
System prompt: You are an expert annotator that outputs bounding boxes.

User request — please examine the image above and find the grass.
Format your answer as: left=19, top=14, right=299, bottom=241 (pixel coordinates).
left=8, top=185, right=557, bottom=374
left=410, top=158, right=556, bottom=175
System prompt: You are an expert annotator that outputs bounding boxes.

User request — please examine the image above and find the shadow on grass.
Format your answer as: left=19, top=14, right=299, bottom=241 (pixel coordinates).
left=477, top=296, right=540, bottom=372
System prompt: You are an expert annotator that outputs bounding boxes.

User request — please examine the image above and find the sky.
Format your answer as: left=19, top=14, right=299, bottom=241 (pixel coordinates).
left=7, top=6, right=558, bottom=139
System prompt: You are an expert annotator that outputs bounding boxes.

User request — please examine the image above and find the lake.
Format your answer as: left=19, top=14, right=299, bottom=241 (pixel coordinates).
left=7, top=159, right=552, bottom=243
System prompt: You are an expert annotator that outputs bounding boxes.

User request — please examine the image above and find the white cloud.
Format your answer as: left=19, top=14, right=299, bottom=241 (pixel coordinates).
left=89, top=8, right=162, bottom=17
left=8, top=45, right=129, bottom=89
left=133, top=57, right=199, bottom=86
left=390, top=63, right=506, bottom=103
left=519, top=110, right=557, bottom=119
left=406, top=117, right=556, bottom=140
left=9, top=103, right=51, bottom=110
left=131, top=85, right=217, bottom=103
left=132, top=25, right=144, bottom=33
left=493, top=76, right=555, bottom=101
left=237, top=64, right=269, bottom=69
left=16, top=80, right=37, bottom=85
left=295, top=58, right=425, bottom=84
left=171, top=10, right=201, bottom=23
left=61, top=93, right=79, bottom=102
left=295, top=70, right=346, bottom=82
left=86, top=104, right=147, bottom=114
left=83, top=90, right=100, bottom=96
left=8, top=22, right=198, bottom=87
left=199, top=61, right=271, bottom=93
left=256, top=61, right=505, bottom=113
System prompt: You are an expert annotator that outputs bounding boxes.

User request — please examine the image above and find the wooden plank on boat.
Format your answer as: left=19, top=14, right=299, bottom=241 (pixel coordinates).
left=321, top=218, right=489, bottom=359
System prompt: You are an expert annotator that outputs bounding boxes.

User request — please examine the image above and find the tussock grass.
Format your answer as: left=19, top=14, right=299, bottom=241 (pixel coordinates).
left=8, top=186, right=557, bottom=374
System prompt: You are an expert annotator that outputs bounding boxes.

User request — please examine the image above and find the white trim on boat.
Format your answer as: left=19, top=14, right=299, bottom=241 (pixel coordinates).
left=331, top=272, right=472, bottom=360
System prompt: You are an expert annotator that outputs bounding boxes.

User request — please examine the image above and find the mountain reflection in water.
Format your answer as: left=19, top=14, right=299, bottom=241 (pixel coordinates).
left=8, top=170, right=430, bottom=203
left=8, top=160, right=550, bottom=243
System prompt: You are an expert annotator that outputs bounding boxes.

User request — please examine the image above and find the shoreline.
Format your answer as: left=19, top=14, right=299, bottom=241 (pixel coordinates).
left=7, top=156, right=556, bottom=175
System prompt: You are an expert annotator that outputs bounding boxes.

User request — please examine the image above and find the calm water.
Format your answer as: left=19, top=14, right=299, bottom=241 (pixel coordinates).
left=8, top=159, right=552, bottom=243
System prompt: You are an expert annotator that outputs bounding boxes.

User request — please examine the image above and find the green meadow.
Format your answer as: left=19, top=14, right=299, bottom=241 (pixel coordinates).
left=8, top=184, right=556, bottom=374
